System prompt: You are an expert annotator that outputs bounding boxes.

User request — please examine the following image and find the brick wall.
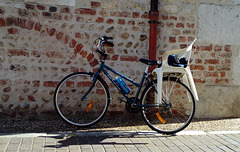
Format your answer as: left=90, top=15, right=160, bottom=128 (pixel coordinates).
left=0, top=0, right=239, bottom=120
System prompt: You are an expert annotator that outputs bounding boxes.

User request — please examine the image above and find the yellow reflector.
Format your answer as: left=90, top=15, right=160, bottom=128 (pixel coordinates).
left=156, top=112, right=166, bottom=124
left=86, top=100, right=93, bottom=112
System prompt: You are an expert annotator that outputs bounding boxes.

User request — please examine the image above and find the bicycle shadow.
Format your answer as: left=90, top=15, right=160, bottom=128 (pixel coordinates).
left=43, top=131, right=172, bottom=149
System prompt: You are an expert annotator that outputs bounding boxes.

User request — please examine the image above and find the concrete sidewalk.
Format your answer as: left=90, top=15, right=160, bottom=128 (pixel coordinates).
left=0, top=131, right=240, bottom=152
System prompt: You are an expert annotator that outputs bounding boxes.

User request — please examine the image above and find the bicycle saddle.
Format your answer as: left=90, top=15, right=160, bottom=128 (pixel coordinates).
left=139, top=58, right=161, bottom=67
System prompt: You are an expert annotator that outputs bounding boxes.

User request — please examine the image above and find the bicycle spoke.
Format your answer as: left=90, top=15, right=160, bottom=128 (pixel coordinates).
left=141, top=77, right=195, bottom=134
left=54, top=72, right=110, bottom=127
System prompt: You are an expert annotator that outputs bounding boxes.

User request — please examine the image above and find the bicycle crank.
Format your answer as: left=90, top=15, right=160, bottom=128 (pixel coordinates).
left=125, top=97, right=141, bottom=113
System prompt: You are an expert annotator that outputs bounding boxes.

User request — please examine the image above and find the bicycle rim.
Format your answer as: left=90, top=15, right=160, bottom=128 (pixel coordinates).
left=54, top=72, right=109, bottom=127
left=141, top=77, right=195, bottom=134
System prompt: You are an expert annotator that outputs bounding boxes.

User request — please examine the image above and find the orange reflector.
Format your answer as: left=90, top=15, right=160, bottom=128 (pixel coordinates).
left=86, top=100, right=93, bottom=112
left=156, top=112, right=166, bottom=124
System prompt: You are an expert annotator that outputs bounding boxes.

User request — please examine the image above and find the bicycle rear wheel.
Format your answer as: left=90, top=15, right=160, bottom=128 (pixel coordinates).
left=141, top=77, right=195, bottom=134
left=54, top=72, right=110, bottom=127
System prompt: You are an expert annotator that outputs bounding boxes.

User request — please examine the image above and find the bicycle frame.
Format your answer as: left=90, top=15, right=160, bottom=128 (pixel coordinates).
left=81, top=59, right=160, bottom=107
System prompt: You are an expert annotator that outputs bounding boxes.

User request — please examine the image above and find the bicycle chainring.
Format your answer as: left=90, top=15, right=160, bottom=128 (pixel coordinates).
left=125, top=97, right=141, bottom=113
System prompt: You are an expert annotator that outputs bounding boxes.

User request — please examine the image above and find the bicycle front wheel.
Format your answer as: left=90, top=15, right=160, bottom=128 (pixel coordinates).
left=54, top=72, right=110, bottom=127
left=141, top=77, right=195, bottom=134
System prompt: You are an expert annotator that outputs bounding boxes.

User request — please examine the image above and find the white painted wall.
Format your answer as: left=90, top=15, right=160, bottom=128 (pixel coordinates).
left=198, top=4, right=240, bottom=45
left=24, top=0, right=75, bottom=6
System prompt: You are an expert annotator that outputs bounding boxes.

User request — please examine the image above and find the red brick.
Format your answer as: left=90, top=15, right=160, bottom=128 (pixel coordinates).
left=194, top=78, right=205, bottom=83
left=188, top=36, right=195, bottom=42
left=34, top=22, right=42, bottom=31
left=190, top=65, right=205, bottom=70
left=64, top=35, right=70, bottom=44
left=132, top=12, right=140, bottom=18
left=169, top=37, right=176, bottom=43
left=75, top=32, right=83, bottom=38
left=118, top=19, right=125, bottom=25
left=69, top=39, right=77, bottom=48
left=195, top=59, right=202, bottom=64
left=204, top=59, right=219, bottom=64
left=8, top=28, right=19, bottom=34
left=161, top=15, right=168, bottom=20
left=220, top=72, right=225, bottom=77
left=90, top=59, right=99, bottom=67
left=42, top=12, right=51, bottom=17
left=128, top=20, right=135, bottom=25
left=56, top=32, right=64, bottom=41
left=214, top=45, right=222, bottom=51
left=170, top=16, right=177, bottom=20
left=71, top=67, right=79, bottom=72
left=216, top=65, right=231, bottom=71
left=204, top=72, right=218, bottom=77
left=32, top=80, right=40, bottom=87
left=48, top=28, right=56, bottom=36
left=178, top=36, right=186, bottom=42
left=80, top=50, right=88, bottom=58
left=53, top=14, right=62, bottom=20
left=6, top=17, right=14, bottom=26
left=26, top=4, right=34, bottom=10
left=27, top=21, right=34, bottom=30
left=43, top=81, right=59, bottom=87
left=91, top=2, right=101, bottom=8
left=87, top=53, right=94, bottom=62
left=201, top=45, right=213, bottom=51
left=46, top=51, right=64, bottom=58
left=215, top=78, right=229, bottom=84
left=106, top=19, right=114, bottom=24
left=176, top=23, right=184, bottom=28
left=60, top=7, right=70, bottom=13
left=208, top=66, right=214, bottom=71
left=20, top=18, right=27, bottom=28
left=180, top=44, right=187, bottom=49
left=211, top=53, right=215, bottom=58
left=187, top=23, right=194, bottom=28
left=96, top=17, right=104, bottom=23
left=37, top=5, right=45, bottom=10
left=141, top=12, right=149, bottom=18
left=112, top=55, right=119, bottom=61
left=218, top=53, right=232, bottom=58
left=0, top=80, right=7, bottom=85
left=224, top=45, right=231, bottom=52
left=75, top=8, right=96, bottom=15
left=64, top=14, right=73, bottom=21
left=74, top=43, right=83, bottom=55
left=120, top=56, right=138, bottom=62
left=8, top=49, right=29, bottom=57
left=167, top=22, right=174, bottom=28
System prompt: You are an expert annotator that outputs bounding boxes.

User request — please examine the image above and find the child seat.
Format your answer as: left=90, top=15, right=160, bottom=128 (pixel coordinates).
left=152, top=39, right=199, bottom=104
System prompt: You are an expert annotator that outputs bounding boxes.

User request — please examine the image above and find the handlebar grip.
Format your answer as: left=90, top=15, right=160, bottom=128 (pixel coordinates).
left=102, top=36, right=113, bottom=40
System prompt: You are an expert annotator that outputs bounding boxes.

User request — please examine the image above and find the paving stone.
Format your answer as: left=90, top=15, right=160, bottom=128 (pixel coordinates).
left=0, top=131, right=240, bottom=152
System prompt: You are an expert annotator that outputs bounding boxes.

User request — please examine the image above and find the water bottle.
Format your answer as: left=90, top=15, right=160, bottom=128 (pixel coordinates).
left=114, top=77, right=131, bottom=94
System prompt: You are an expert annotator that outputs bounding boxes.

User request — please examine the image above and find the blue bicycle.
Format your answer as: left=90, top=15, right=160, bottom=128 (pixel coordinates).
left=54, top=36, right=196, bottom=134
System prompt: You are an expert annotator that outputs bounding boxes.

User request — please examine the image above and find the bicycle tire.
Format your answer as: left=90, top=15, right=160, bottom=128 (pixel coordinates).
left=54, top=72, right=110, bottom=127
left=141, top=77, right=195, bottom=134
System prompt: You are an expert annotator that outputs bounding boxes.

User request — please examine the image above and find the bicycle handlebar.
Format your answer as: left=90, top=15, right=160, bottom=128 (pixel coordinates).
left=96, top=36, right=114, bottom=58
